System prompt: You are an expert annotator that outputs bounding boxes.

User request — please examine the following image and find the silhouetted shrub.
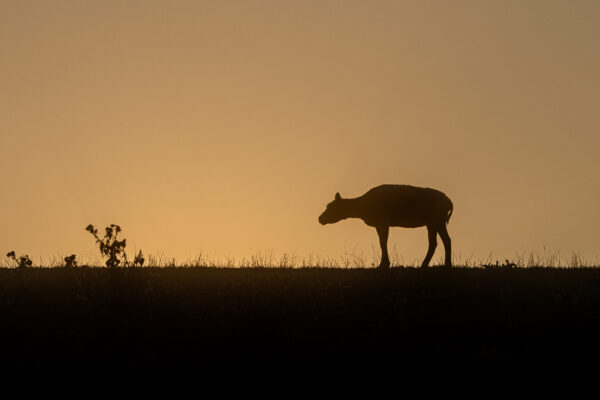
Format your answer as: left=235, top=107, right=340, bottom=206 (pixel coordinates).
left=64, top=254, right=78, bottom=268
left=85, top=224, right=144, bottom=268
left=133, top=249, right=145, bottom=268
left=86, top=224, right=128, bottom=268
left=6, top=251, right=33, bottom=269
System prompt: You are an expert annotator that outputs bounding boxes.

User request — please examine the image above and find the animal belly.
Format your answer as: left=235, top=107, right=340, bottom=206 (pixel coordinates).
left=362, top=214, right=426, bottom=228
left=389, top=217, right=425, bottom=228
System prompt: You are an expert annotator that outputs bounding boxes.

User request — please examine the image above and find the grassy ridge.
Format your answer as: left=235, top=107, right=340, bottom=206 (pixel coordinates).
left=1, top=267, right=600, bottom=376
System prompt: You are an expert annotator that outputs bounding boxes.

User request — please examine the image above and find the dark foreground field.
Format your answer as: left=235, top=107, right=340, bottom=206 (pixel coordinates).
left=1, top=267, right=600, bottom=377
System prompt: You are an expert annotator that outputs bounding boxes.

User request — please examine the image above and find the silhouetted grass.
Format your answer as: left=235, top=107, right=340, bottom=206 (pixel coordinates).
left=1, top=266, right=599, bottom=378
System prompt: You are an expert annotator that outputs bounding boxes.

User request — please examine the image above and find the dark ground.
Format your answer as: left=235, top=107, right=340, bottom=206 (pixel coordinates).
left=1, top=267, right=599, bottom=378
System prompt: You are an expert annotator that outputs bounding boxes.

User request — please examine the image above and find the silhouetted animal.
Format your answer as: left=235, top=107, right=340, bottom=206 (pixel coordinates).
left=319, top=184, right=453, bottom=268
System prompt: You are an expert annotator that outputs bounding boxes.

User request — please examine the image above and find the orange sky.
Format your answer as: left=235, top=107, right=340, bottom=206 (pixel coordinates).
left=1, top=1, right=599, bottom=266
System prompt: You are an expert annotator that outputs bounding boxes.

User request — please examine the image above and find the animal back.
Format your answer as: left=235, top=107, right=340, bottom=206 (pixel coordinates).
left=359, top=185, right=451, bottom=227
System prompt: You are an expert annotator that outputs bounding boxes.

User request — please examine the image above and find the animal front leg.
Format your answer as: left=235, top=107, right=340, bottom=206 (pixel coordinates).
left=376, top=226, right=390, bottom=269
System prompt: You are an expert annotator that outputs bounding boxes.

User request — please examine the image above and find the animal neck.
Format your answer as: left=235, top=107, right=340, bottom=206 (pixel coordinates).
left=342, top=197, right=364, bottom=219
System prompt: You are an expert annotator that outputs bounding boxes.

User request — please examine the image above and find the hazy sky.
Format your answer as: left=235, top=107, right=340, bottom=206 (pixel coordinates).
left=2, top=1, right=599, bottom=266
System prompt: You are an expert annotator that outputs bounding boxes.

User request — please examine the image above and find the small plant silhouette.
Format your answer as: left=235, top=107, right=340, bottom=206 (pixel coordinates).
left=6, top=251, right=33, bottom=269
left=85, top=224, right=144, bottom=268
left=482, top=259, right=517, bottom=269
left=133, top=249, right=145, bottom=267
left=64, top=254, right=78, bottom=268
left=86, top=224, right=129, bottom=268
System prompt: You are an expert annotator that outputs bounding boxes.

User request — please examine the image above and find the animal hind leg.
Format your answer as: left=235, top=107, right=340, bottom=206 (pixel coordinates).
left=376, top=226, right=390, bottom=269
left=438, top=223, right=452, bottom=267
left=421, top=225, right=438, bottom=268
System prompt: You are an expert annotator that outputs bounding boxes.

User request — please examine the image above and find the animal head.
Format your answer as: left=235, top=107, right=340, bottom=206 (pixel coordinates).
left=319, top=192, right=345, bottom=225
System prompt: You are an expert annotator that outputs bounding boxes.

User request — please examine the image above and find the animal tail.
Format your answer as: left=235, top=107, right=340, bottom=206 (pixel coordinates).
left=446, top=199, right=453, bottom=225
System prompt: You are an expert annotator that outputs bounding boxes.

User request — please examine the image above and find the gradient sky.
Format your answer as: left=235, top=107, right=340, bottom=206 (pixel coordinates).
left=2, top=1, right=599, bottom=266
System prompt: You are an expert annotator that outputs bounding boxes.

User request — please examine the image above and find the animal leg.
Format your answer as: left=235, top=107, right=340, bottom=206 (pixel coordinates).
left=438, top=223, right=452, bottom=267
left=421, top=225, right=438, bottom=268
left=376, top=226, right=390, bottom=269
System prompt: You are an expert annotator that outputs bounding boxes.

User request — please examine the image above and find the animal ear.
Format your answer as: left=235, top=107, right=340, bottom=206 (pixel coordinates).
left=335, top=192, right=341, bottom=200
